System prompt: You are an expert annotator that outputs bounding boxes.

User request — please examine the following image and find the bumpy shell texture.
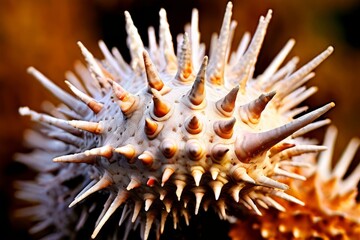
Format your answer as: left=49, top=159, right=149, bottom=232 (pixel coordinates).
left=16, top=1, right=360, bottom=240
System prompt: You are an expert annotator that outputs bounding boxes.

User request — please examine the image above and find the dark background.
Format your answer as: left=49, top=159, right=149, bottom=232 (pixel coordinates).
left=1, top=0, right=359, bottom=239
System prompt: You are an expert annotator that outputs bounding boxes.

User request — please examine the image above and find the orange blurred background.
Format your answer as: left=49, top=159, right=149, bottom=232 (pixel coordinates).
left=0, top=0, right=359, bottom=239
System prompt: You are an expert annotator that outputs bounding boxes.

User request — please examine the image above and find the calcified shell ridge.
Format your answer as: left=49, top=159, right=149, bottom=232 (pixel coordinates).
left=17, top=1, right=352, bottom=239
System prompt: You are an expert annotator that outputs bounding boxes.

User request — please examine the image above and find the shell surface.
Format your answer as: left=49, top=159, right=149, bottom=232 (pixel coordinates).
left=15, top=2, right=354, bottom=240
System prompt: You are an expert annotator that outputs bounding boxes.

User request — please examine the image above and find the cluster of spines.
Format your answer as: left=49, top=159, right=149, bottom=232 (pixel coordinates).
left=19, top=50, right=334, bottom=240
left=230, top=126, right=360, bottom=239
left=16, top=2, right=339, bottom=240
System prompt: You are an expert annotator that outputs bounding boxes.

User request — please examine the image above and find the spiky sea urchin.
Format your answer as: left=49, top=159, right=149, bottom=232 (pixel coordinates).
left=16, top=1, right=349, bottom=239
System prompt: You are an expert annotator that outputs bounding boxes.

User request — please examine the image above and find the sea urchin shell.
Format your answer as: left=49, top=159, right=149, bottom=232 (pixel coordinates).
left=16, top=2, right=342, bottom=239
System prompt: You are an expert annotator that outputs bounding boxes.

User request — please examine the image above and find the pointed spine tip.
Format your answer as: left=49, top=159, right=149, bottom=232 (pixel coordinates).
left=144, top=117, right=161, bottom=139
left=185, top=115, right=203, bottom=134
left=69, top=120, right=103, bottom=134
left=161, top=139, right=177, bottom=158
left=216, top=86, right=239, bottom=116
left=27, top=66, right=36, bottom=74
left=186, top=57, right=207, bottom=107
left=176, top=33, right=194, bottom=83
left=144, top=198, right=154, bottom=212
left=327, top=46, right=334, bottom=54
left=143, top=50, right=166, bottom=92
left=159, top=7, right=177, bottom=73
left=161, top=168, right=175, bottom=186
left=138, top=151, right=154, bottom=166
left=175, top=180, right=186, bottom=201
left=210, top=181, right=223, bottom=200
left=229, top=185, right=241, bottom=203
left=55, top=146, right=113, bottom=164
left=207, top=1, right=232, bottom=86
left=108, top=80, right=137, bottom=115
left=162, top=198, right=172, bottom=213
left=231, top=166, right=255, bottom=183
left=256, top=175, right=288, bottom=190
left=127, top=178, right=141, bottom=190
left=115, top=144, right=136, bottom=162
left=19, top=106, right=30, bottom=116
left=77, top=41, right=105, bottom=80
left=124, top=10, right=131, bottom=20
left=235, top=102, right=334, bottom=163
left=69, top=173, right=113, bottom=208
left=191, top=167, right=204, bottom=186
left=151, top=88, right=172, bottom=119
left=210, top=167, right=220, bottom=180
left=266, top=9, right=273, bottom=19
left=239, top=91, right=276, bottom=125
left=131, top=201, right=142, bottom=223
left=193, top=187, right=205, bottom=215
left=214, top=117, right=236, bottom=139
left=53, top=152, right=95, bottom=164
left=186, top=140, right=204, bottom=161
left=65, top=80, right=103, bottom=114
left=211, top=144, right=229, bottom=161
